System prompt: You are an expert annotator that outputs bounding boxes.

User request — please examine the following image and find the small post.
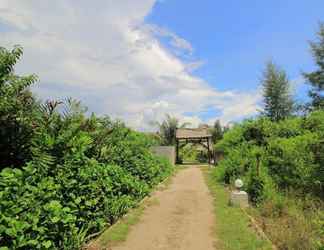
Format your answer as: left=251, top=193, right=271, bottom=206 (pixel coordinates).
left=229, top=179, right=249, bottom=208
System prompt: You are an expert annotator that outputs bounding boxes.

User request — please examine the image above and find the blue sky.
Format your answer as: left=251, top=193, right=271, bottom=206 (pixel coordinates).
left=148, top=0, right=323, bottom=96
left=0, top=1, right=323, bottom=130
left=146, top=0, right=324, bottom=122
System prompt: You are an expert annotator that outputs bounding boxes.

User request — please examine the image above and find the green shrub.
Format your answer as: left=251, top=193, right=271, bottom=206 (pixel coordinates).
left=0, top=126, right=172, bottom=249
left=97, top=124, right=173, bottom=186
left=215, top=112, right=324, bottom=198
left=213, top=111, right=324, bottom=248
left=0, top=161, right=148, bottom=249
left=267, top=133, right=319, bottom=193
left=0, top=46, right=174, bottom=249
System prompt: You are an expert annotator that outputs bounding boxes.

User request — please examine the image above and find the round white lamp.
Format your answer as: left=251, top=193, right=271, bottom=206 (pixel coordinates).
left=234, top=179, right=244, bottom=189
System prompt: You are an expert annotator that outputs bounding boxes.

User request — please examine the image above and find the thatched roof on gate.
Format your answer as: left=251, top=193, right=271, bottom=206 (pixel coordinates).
left=176, top=128, right=212, bottom=139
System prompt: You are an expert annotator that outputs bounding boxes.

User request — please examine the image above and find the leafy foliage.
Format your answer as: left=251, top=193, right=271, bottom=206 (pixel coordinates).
left=0, top=47, right=173, bottom=250
left=0, top=46, right=38, bottom=168
left=214, top=111, right=324, bottom=249
left=304, top=23, right=324, bottom=110
left=215, top=112, right=324, bottom=199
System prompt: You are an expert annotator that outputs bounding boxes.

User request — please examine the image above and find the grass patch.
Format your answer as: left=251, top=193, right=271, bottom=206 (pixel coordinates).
left=201, top=166, right=273, bottom=250
left=248, top=194, right=324, bottom=249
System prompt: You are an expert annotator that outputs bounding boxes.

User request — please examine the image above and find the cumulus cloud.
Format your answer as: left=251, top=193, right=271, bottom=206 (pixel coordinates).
left=144, top=24, right=193, bottom=54
left=0, top=0, right=261, bottom=130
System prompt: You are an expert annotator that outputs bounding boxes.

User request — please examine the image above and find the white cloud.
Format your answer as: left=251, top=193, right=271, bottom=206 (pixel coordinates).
left=0, top=0, right=261, bottom=130
left=184, top=60, right=206, bottom=72
left=145, top=24, right=193, bottom=54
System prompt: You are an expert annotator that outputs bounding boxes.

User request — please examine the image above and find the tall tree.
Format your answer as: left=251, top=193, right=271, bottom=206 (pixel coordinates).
left=261, top=61, right=294, bottom=121
left=0, top=46, right=38, bottom=168
left=304, top=22, right=324, bottom=110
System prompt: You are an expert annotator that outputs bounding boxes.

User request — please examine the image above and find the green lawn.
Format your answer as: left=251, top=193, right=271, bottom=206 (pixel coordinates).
left=202, top=166, right=273, bottom=250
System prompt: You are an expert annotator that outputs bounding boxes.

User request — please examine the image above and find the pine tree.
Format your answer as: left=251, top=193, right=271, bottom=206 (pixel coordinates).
left=304, top=23, right=324, bottom=110
left=261, top=61, right=294, bottom=121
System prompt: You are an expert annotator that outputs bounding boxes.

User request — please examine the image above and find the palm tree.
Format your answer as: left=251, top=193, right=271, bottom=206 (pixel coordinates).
left=153, top=114, right=189, bottom=146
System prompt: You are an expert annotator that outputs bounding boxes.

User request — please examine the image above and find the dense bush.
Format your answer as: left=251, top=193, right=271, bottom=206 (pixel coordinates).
left=96, top=122, right=171, bottom=186
left=215, top=112, right=324, bottom=199
left=213, top=111, right=324, bottom=249
left=0, top=47, right=173, bottom=249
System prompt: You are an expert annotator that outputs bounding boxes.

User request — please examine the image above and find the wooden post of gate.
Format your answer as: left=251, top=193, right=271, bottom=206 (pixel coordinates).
left=176, top=139, right=179, bottom=164
left=207, top=137, right=211, bottom=165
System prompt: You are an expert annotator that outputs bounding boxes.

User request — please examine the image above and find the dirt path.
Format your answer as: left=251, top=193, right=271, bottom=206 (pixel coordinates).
left=111, top=165, right=215, bottom=250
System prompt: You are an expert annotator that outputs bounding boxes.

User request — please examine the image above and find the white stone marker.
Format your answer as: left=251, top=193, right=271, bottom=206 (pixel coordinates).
left=229, top=179, right=249, bottom=208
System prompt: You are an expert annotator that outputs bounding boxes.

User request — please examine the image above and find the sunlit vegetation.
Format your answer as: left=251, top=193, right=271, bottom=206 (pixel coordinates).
left=202, top=167, right=272, bottom=250
left=0, top=46, right=173, bottom=249
left=211, top=23, right=324, bottom=249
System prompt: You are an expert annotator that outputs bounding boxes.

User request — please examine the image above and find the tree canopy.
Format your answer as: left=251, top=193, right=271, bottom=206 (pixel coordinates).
left=304, top=23, right=324, bottom=110
left=0, top=46, right=38, bottom=168
left=261, top=61, right=294, bottom=121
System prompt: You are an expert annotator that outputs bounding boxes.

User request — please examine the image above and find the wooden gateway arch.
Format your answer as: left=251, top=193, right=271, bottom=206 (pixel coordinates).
left=175, top=127, right=213, bottom=164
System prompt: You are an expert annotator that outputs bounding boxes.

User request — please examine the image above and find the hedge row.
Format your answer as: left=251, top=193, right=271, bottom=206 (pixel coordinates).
left=215, top=111, right=324, bottom=201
